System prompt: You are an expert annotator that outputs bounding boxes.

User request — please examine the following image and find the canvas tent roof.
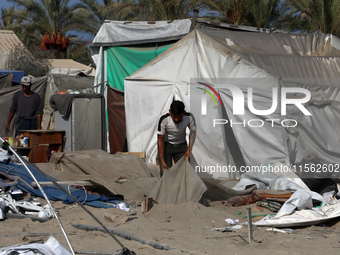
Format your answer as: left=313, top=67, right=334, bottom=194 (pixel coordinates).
left=0, top=30, right=25, bottom=69
left=48, top=59, right=96, bottom=76
left=125, top=28, right=340, bottom=178
left=90, top=19, right=192, bottom=92
left=0, top=30, right=24, bottom=54
left=195, top=19, right=279, bottom=33
left=91, top=19, right=192, bottom=47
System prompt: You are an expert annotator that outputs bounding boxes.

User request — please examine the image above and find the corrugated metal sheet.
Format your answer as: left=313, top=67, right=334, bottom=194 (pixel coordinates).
left=0, top=30, right=24, bottom=54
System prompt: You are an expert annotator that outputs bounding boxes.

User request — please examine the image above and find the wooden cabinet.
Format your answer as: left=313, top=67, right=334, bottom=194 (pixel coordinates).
left=20, top=130, right=65, bottom=163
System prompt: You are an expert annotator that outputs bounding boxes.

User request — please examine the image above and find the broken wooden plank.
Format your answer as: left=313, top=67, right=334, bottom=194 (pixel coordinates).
left=119, top=152, right=145, bottom=159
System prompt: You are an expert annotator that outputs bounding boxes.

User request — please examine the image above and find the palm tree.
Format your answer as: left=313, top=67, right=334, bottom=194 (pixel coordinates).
left=138, top=0, right=200, bottom=21
left=80, top=0, right=149, bottom=34
left=1, top=7, right=42, bottom=50
left=282, top=0, right=340, bottom=36
left=246, top=0, right=281, bottom=28
left=5, top=0, right=97, bottom=60
left=202, top=0, right=281, bottom=28
left=202, top=0, right=251, bottom=25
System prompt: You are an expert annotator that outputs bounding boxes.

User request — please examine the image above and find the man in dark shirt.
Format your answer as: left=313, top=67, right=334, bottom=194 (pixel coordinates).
left=6, top=76, right=43, bottom=137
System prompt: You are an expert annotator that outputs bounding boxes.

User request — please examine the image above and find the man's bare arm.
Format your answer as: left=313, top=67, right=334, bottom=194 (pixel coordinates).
left=6, top=112, right=15, bottom=133
left=36, top=113, right=42, bottom=130
left=158, top=134, right=168, bottom=171
left=185, top=131, right=196, bottom=159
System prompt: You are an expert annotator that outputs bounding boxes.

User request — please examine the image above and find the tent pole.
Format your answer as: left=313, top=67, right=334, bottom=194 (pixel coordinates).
left=0, top=136, right=134, bottom=254
left=0, top=136, right=76, bottom=255
left=190, top=9, right=199, bottom=32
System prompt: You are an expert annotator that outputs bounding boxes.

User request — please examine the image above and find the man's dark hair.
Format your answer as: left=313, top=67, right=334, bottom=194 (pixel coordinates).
left=170, top=100, right=185, bottom=115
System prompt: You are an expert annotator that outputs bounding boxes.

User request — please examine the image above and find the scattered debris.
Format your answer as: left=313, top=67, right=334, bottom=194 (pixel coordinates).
left=0, top=236, right=71, bottom=255
left=225, top=218, right=240, bottom=225
left=141, top=196, right=155, bottom=213
left=0, top=193, right=55, bottom=221
left=265, top=228, right=294, bottom=234
left=256, top=200, right=283, bottom=212
left=72, top=223, right=194, bottom=254
left=212, top=225, right=243, bottom=232
left=104, top=213, right=137, bottom=224
left=222, top=193, right=266, bottom=207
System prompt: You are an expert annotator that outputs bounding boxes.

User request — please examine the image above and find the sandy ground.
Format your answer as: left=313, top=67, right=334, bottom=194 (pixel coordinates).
left=1, top=197, right=340, bottom=255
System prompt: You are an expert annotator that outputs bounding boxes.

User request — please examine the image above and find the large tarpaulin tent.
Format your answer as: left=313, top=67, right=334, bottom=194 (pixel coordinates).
left=90, top=19, right=192, bottom=153
left=125, top=28, right=340, bottom=178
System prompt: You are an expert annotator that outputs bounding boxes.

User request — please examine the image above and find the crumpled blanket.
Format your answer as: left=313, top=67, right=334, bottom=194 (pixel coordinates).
left=49, top=93, right=102, bottom=117
left=49, top=94, right=77, bottom=117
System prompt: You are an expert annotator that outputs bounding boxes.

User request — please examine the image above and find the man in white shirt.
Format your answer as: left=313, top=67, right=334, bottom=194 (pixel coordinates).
left=157, top=100, right=196, bottom=175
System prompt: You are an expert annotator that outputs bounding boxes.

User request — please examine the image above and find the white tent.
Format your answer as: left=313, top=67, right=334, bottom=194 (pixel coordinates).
left=125, top=28, right=340, bottom=178
left=91, top=19, right=192, bottom=94
left=90, top=19, right=192, bottom=153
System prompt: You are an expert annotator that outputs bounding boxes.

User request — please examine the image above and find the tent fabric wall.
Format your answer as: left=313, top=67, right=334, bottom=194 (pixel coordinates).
left=283, top=81, right=340, bottom=164
left=0, top=70, right=24, bottom=84
left=125, top=28, right=340, bottom=178
left=125, top=31, right=199, bottom=165
left=106, top=44, right=173, bottom=91
left=0, top=73, right=13, bottom=89
left=203, top=29, right=340, bottom=57
left=107, top=87, right=126, bottom=153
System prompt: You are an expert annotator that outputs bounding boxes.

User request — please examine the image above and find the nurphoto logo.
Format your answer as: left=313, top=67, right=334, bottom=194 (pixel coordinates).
left=196, top=81, right=312, bottom=128
left=196, top=82, right=223, bottom=115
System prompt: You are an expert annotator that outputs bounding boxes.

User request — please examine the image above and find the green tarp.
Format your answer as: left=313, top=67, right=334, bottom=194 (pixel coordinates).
left=107, top=44, right=173, bottom=91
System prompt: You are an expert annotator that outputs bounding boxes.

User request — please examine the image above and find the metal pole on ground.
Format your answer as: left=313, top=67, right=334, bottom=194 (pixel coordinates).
left=1, top=137, right=135, bottom=254
left=0, top=136, right=76, bottom=255
left=247, top=207, right=253, bottom=243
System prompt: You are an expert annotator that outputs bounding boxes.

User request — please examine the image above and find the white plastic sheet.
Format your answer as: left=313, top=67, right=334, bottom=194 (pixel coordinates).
left=254, top=202, right=340, bottom=228
left=232, top=162, right=310, bottom=191
left=274, top=189, right=324, bottom=218
left=0, top=236, right=71, bottom=255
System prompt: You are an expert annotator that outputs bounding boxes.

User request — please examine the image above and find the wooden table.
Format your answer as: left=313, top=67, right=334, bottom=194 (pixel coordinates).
left=20, top=130, right=65, bottom=163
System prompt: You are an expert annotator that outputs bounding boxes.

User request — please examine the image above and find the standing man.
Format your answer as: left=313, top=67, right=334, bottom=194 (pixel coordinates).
left=6, top=76, right=43, bottom=137
left=157, top=100, right=196, bottom=175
